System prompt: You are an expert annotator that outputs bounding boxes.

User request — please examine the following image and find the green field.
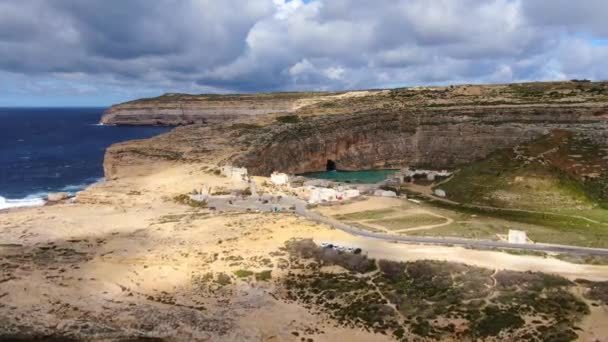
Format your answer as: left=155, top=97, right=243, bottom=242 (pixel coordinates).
left=333, top=208, right=398, bottom=221
left=425, top=199, right=608, bottom=248
left=368, top=214, right=447, bottom=231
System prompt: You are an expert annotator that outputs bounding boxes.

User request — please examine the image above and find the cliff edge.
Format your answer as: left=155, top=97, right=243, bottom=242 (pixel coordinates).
left=100, top=91, right=340, bottom=126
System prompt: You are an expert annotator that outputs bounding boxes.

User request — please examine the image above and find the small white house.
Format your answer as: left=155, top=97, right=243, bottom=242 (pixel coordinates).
left=374, top=189, right=397, bottom=197
left=221, top=165, right=248, bottom=182
left=508, top=229, right=528, bottom=244
left=270, top=171, right=289, bottom=185
left=343, top=189, right=360, bottom=199
left=309, top=187, right=339, bottom=204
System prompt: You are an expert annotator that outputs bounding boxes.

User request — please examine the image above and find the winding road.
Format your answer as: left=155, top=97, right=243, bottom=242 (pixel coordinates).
left=205, top=194, right=608, bottom=257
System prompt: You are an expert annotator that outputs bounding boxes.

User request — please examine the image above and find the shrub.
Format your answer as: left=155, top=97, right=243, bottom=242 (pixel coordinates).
left=474, top=306, right=524, bottom=337
left=173, top=194, right=208, bottom=208
left=215, top=273, right=231, bottom=286
left=255, top=270, right=272, bottom=281
left=234, top=269, right=254, bottom=278
left=276, top=115, right=301, bottom=124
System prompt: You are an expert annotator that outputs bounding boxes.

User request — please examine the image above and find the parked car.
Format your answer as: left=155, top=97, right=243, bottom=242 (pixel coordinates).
left=320, top=242, right=333, bottom=248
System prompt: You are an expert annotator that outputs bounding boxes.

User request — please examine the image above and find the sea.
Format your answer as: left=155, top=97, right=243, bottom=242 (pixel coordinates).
left=302, top=169, right=398, bottom=183
left=0, top=108, right=170, bottom=210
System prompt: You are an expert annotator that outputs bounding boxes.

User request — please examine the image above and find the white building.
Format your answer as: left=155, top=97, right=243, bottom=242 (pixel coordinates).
left=308, top=187, right=360, bottom=204
left=309, top=187, right=339, bottom=204
left=343, top=189, right=360, bottom=199
left=221, top=165, right=248, bottom=182
left=373, top=189, right=397, bottom=197
left=508, top=229, right=528, bottom=244
left=270, top=171, right=289, bottom=185
left=402, top=168, right=452, bottom=182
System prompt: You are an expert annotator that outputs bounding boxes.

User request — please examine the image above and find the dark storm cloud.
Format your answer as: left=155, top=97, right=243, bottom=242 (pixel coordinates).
left=0, top=0, right=608, bottom=104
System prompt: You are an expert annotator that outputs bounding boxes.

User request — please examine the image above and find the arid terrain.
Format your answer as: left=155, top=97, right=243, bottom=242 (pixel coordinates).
left=2, top=163, right=608, bottom=341
left=3, top=81, right=608, bottom=341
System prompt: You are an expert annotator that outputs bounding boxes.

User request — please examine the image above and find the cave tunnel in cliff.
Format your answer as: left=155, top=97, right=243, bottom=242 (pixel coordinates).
left=326, top=159, right=337, bottom=171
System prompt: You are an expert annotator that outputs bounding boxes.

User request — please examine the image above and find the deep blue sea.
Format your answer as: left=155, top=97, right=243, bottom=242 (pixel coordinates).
left=0, top=108, right=169, bottom=210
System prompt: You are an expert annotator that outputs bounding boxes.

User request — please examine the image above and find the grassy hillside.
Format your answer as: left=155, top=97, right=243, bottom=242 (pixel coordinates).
left=440, top=130, right=608, bottom=211
left=435, top=130, right=608, bottom=245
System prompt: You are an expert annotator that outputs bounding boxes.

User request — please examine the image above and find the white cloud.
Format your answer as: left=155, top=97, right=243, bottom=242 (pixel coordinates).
left=1, top=0, right=608, bottom=104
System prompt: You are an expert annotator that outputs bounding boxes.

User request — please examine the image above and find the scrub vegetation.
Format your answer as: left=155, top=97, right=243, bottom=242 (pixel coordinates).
left=283, top=239, right=594, bottom=341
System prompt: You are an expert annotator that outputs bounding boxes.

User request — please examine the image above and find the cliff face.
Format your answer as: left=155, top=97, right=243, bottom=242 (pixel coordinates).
left=100, top=92, right=337, bottom=125
left=104, top=103, right=608, bottom=179
left=232, top=105, right=608, bottom=175
left=102, top=81, right=608, bottom=178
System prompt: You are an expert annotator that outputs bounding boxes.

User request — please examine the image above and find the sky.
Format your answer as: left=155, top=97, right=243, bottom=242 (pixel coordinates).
left=1, top=0, right=608, bottom=106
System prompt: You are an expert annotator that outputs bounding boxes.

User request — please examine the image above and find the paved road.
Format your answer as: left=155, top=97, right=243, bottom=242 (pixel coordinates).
left=298, top=209, right=608, bottom=256
left=203, top=194, right=608, bottom=256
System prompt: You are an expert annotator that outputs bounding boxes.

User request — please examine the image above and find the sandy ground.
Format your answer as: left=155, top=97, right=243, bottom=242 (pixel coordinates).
left=1, top=163, right=608, bottom=340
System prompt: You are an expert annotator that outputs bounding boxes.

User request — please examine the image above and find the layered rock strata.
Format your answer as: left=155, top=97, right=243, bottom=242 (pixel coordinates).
left=100, top=92, right=335, bottom=125
left=104, top=103, right=608, bottom=179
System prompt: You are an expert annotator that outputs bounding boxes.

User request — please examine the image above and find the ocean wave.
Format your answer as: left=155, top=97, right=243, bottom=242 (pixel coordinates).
left=60, top=177, right=104, bottom=193
left=0, top=178, right=105, bottom=211
left=0, top=195, right=45, bottom=211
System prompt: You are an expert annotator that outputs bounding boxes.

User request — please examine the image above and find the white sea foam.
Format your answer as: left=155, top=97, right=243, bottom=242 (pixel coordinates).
left=60, top=177, right=104, bottom=193
left=0, top=195, right=45, bottom=211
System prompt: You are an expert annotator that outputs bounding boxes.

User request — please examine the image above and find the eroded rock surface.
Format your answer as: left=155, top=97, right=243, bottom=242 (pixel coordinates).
left=100, top=92, right=338, bottom=126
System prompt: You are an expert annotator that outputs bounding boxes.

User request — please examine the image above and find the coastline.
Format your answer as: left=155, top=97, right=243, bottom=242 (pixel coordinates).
left=1, top=107, right=172, bottom=212
left=0, top=177, right=105, bottom=212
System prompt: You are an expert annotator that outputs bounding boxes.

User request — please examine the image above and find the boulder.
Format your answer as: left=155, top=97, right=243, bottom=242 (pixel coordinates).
left=47, top=192, right=70, bottom=202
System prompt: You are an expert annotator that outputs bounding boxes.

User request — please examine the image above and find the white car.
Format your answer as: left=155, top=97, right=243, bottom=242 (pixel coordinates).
left=320, top=242, right=333, bottom=248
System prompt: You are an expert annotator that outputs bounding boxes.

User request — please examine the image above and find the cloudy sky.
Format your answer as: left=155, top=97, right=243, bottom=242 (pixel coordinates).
left=1, top=0, right=607, bottom=106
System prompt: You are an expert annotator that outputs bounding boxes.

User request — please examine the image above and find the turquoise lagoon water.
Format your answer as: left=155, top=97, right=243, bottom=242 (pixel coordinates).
left=301, top=169, right=398, bottom=184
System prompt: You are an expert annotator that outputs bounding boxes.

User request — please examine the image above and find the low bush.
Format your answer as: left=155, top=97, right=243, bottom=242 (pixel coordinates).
left=276, top=115, right=301, bottom=124
left=255, top=270, right=272, bottom=281
left=173, top=194, right=208, bottom=208
left=234, top=269, right=254, bottom=278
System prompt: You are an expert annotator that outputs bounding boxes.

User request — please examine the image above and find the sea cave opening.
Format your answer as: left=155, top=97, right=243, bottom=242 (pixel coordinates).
left=326, top=159, right=337, bottom=171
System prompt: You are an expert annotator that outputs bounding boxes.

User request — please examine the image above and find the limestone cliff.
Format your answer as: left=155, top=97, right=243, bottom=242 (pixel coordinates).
left=232, top=104, right=608, bottom=175
left=103, top=81, right=608, bottom=178
left=100, top=92, right=337, bottom=125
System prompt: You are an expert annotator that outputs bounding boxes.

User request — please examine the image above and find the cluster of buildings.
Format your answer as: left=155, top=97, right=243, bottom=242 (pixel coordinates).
left=218, top=165, right=450, bottom=205
left=394, top=168, right=452, bottom=182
